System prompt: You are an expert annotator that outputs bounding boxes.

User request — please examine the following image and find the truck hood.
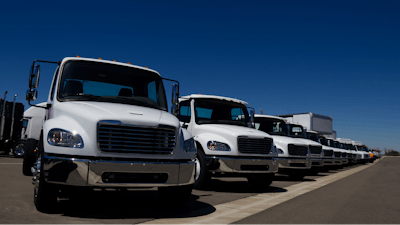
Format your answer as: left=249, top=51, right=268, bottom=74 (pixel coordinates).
left=194, top=124, right=272, bottom=139
left=292, top=137, right=322, bottom=147
left=52, top=101, right=180, bottom=128
left=270, top=135, right=308, bottom=146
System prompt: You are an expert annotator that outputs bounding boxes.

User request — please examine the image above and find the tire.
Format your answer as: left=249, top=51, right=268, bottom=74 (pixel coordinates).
left=12, top=140, right=26, bottom=158
left=247, top=173, right=274, bottom=189
left=22, top=139, right=37, bottom=176
left=158, top=184, right=193, bottom=208
left=33, top=139, right=58, bottom=213
left=193, top=147, right=208, bottom=189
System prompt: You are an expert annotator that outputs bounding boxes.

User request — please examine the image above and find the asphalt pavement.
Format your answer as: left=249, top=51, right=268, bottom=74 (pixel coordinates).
left=0, top=155, right=397, bottom=224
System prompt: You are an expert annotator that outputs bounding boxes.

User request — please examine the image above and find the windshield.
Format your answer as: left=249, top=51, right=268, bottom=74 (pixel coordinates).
left=194, top=98, right=250, bottom=127
left=327, top=139, right=336, bottom=148
left=340, top=143, right=347, bottom=150
left=254, top=117, right=288, bottom=136
left=306, top=132, right=320, bottom=142
left=346, top=144, right=356, bottom=150
left=57, top=61, right=168, bottom=110
left=363, top=146, right=369, bottom=152
left=334, top=141, right=341, bottom=148
left=319, top=137, right=328, bottom=146
left=288, top=124, right=306, bottom=138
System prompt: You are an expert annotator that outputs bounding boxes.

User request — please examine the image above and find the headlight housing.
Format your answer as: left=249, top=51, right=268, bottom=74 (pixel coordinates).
left=47, top=128, right=84, bottom=148
left=277, top=148, right=284, bottom=154
left=207, top=141, right=230, bottom=151
left=184, top=137, right=196, bottom=152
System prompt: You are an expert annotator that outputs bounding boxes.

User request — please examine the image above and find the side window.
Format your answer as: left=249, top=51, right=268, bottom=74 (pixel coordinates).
left=147, top=81, right=158, bottom=103
left=231, top=107, right=245, bottom=121
left=178, top=100, right=191, bottom=123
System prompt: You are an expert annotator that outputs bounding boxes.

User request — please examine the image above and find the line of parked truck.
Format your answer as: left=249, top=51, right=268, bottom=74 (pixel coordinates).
left=0, top=57, right=381, bottom=213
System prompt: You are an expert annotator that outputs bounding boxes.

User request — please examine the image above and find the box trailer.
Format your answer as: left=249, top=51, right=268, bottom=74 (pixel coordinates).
left=278, top=112, right=333, bottom=135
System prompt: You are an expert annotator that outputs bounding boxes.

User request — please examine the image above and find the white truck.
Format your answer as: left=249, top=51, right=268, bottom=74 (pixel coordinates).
left=25, top=57, right=196, bottom=212
left=305, top=130, right=336, bottom=168
left=326, top=137, right=348, bottom=166
left=318, top=135, right=343, bottom=167
left=254, top=115, right=315, bottom=179
left=337, top=138, right=359, bottom=164
left=178, top=94, right=278, bottom=189
left=336, top=138, right=355, bottom=164
left=352, top=140, right=369, bottom=164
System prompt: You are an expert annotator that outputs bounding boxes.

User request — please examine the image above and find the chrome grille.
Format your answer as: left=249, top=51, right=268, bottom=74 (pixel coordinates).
left=98, top=122, right=176, bottom=154
left=342, top=152, right=347, bottom=157
left=309, top=145, right=322, bottom=154
left=237, top=137, right=273, bottom=154
left=334, top=152, right=341, bottom=157
left=288, top=144, right=308, bottom=156
left=324, top=150, right=333, bottom=156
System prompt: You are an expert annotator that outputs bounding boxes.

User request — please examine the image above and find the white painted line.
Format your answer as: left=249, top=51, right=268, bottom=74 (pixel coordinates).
left=142, top=160, right=379, bottom=224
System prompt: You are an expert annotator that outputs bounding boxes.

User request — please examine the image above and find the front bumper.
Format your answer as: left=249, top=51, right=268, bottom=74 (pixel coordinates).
left=205, top=156, right=279, bottom=173
left=277, top=157, right=311, bottom=170
left=311, top=158, right=324, bottom=167
left=42, top=154, right=195, bottom=188
left=323, top=158, right=335, bottom=166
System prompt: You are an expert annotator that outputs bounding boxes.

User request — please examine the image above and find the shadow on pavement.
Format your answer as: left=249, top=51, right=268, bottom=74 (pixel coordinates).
left=53, top=189, right=216, bottom=219
left=198, top=178, right=287, bottom=194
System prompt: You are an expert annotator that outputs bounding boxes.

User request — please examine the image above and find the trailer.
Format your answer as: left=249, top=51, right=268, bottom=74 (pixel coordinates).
left=0, top=92, right=24, bottom=156
left=278, top=112, right=333, bottom=135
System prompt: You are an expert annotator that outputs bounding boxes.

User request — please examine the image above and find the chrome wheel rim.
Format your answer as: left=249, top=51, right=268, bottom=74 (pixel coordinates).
left=194, top=157, right=201, bottom=181
left=14, top=143, right=25, bottom=156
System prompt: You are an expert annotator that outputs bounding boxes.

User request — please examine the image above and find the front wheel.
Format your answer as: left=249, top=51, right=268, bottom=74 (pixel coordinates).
left=12, top=140, right=25, bottom=158
left=193, top=148, right=210, bottom=189
left=33, top=140, right=58, bottom=213
left=247, top=173, right=274, bottom=189
left=158, top=184, right=193, bottom=208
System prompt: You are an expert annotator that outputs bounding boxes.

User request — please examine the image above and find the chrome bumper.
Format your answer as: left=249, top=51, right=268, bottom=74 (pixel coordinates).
left=277, top=157, right=311, bottom=170
left=311, top=158, right=324, bottom=167
left=42, top=155, right=195, bottom=187
left=323, top=158, right=335, bottom=166
left=205, top=156, right=278, bottom=173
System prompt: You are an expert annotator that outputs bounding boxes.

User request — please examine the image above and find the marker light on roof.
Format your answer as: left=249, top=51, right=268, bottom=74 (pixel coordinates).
left=113, top=60, right=116, bottom=62
left=98, top=58, right=102, bottom=60
left=76, top=55, right=80, bottom=57
left=127, top=62, right=131, bottom=64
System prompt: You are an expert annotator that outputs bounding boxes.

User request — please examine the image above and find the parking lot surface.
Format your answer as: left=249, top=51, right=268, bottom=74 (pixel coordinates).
left=1, top=156, right=398, bottom=224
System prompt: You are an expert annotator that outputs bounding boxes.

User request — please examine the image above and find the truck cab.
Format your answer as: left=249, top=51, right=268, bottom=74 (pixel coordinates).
left=326, top=137, right=348, bottom=166
left=336, top=138, right=354, bottom=164
left=178, top=94, right=278, bottom=189
left=352, top=140, right=369, bottom=164
left=319, top=135, right=343, bottom=167
left=254, top=115, right=315, bottom=179
left=26, top=57, right=196, bottom=212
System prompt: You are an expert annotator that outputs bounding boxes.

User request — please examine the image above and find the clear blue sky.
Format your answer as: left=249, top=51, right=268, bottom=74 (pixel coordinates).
left=0, top=0, right=399, bottom=151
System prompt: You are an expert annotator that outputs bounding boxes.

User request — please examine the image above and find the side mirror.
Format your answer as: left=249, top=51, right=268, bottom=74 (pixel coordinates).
left=26, top=88, right=38, bottom=101
left=29, top=64, right=40, bottom=89
left=249, top=108, right=255, bottom=128
left=171, top=84, right=179, bottom=116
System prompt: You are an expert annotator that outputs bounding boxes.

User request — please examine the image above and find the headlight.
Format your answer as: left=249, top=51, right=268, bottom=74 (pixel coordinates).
left=277, top=148, right=284, bottom=154
left=47, top=128, right=84, bottom=148
left=184, top=137, right=196, bottom=152
left=207, top=141, right=230, bottom=151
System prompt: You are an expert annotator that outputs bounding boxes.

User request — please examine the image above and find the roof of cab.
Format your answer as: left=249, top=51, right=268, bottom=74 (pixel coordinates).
left=179, top=94, right=248, bottom=105
left=254, top=114, right=286, bottom=121
left=61, top=57, right=161, bottom=76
